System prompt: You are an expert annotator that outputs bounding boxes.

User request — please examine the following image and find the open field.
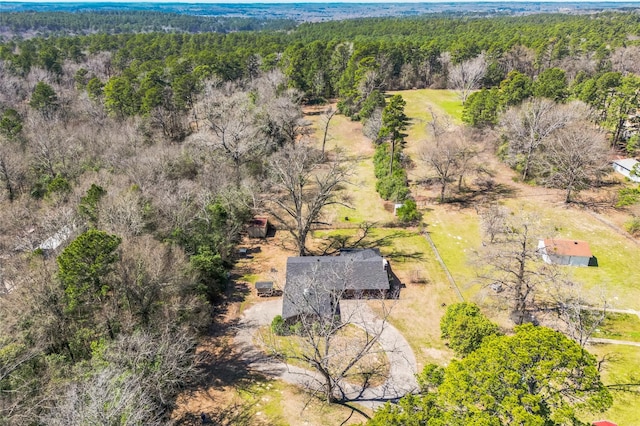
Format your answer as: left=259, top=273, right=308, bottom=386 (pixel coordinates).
left=593, top=313, right=640, bottom=342
left=304, top=104, right=396, bottom=225
left=586, top=343, right=640, bottom=425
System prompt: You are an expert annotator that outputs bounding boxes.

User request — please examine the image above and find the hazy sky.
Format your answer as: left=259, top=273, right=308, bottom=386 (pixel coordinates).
left=2, top=0, right=630, bottom=3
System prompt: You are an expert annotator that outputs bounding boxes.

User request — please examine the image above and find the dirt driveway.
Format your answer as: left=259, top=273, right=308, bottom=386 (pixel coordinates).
left=234, top=299, right=418, bottom=409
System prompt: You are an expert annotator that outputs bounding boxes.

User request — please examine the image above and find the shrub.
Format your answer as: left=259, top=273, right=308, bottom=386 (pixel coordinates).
left=396, top=199, right=421, bottom=222
left=616, top=186, right=640, bottom=207
left=376, top=172, right=409, bottom=202
left=271, top=315, right=286, bottom=336
left=625, top=216, right=640, bottom=236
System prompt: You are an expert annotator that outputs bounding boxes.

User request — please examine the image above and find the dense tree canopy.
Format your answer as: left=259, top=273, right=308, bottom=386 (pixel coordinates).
left=0, top=8, right=639, bottom=423
left=370, top=321, right=612, bottom=426
left=440, top=302, right=502, bottom=357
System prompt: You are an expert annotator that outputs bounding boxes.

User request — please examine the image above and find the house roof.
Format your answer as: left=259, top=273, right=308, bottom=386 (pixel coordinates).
left=282, top=249, right=389, bottom=320
left=592, top=421, right=617, bottom=426
left=613, top=158, right=638, bottom=172
left=542, top=239, right=592, bottom=258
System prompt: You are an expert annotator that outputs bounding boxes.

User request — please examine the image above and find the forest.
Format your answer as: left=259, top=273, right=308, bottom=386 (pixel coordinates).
left=1, top=8, right=640, bottom=425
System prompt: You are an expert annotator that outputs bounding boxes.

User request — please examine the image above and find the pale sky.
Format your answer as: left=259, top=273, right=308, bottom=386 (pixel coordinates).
left=2, top=0, right=633, bottom=3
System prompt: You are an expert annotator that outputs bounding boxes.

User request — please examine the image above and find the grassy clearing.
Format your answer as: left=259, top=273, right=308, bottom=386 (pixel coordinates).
left=330, top=156, right=395, bottom=225
left=231, top=377, right=370, bottom=425
left=593, top=313, right=640, bottom=342
left=504, top=200, right=640, bottom=311
left=585, top=344, right=640, bottom=425
left=424, top=206, right=482, bottom=299
left=258, top=324, right=390, bottom=388
left=389, top=89, right=463, bottom=143
left=305, top=105, right=395, bottom=225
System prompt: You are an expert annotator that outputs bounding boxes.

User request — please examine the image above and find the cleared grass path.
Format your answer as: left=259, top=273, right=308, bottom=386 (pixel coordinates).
left=423, top=231, right=464, bottom=302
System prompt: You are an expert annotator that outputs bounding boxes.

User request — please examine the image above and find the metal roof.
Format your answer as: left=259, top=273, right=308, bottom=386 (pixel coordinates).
left=542, top=239, right=592, bottom=258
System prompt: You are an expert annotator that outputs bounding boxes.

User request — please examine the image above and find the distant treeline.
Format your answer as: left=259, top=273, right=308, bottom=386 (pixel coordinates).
left=0, top=11, right=297, bottom=36
left=2, top=12, right=639, bottom=95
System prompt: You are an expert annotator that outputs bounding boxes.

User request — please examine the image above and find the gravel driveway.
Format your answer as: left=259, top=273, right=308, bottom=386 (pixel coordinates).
left=234, top=299, right=418, bottom=409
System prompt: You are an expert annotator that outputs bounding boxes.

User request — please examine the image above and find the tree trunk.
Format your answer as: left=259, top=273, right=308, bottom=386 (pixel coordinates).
left=389, top=139, right=395, bottom=175
left=522, top=145, right=534, bottom=181
left=565, top=186, right=573, bottom=204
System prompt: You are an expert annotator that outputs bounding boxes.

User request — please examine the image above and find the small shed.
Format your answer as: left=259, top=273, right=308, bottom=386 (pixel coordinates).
left=538, top=239, right=593, bottom=267
left=592, top=421, right=617, bottom=426
left=248, top=216, right=269, bottom=238
left=255, top=281, right=275, bottom=297
left=612, top=158, right=640, bottom=182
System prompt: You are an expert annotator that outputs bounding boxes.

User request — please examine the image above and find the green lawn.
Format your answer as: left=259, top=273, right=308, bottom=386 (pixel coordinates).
left=419, top=198, right=640, bottom=311
left=593, top=313, right=640, bottom=342
left=503, top=200, right=640, bottom=311
left=389, top=89, right=463, bottom=143
left=424, top=207, right=482, bottom=300
left=586, top=344, right=640, bottom=425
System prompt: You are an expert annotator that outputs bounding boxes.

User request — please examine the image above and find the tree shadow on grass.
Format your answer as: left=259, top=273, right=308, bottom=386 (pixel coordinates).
left=172, top=278, right=267, bottom=424
left=445, top=181, right=518, bottom=208
left=173, top=402, right=256, bottom=426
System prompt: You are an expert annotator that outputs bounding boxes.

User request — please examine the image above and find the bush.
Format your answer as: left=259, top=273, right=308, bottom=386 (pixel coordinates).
left=625, top=216, right=640, bottom=236
left=616, top=186, right=640, bottom=207
left=376, top=172, right=409, bottom=202
left=396, top=199, right=421, bottom=222
left=271, top=315, right=286, bottom=336
left=440, top=302, right=502, bottom=357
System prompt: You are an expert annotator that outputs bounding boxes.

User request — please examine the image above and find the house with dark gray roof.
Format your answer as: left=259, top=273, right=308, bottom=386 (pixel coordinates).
left=282, top=249, right=391, bottom=323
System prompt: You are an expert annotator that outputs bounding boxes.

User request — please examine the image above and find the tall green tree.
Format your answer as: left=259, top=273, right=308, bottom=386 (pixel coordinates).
left=56, top=230, right=122, bottom=359
left=440, top=302, right=502, bottom=357
left=499, top=70, right=533, bottom=106
left=57, top=230, right=122, bottom=313
left=534, top=67, right=568, bottom=102
left=461, top=88, right=500, bottom=127
left=378, top=94, right=408, bottom=175
left=0, top=109, right=23, bottom=140
left=103, top=76, right=140, bottom=117
left=437, top=324, right=612, bottom=425
left=370, top=324, right=612, bottom=425
left=29, top=82, right=58, bottom=117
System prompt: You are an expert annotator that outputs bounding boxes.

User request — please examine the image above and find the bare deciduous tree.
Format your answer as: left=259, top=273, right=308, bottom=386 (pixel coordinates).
left=420, top=127, right=476, bottom=202
left=362, top=107, right=383, bottom=142
left=261, top=88, right=309, bottom=147
left=447, top=53, right=488, bottom=103
left=500, top=98, right=588, bottom=181
left=203, top=90, right=261, bottom=186
left=611, top=45, right=640, bottom=75
left=478, top=203, right=509, bottom=244
left=0, top=138, right=27, bottom=201
left=500, top=45, right=536, bottom=77
left=48, top=330, right=198, bottom=425
left=264, top=264, right=396, bottom=403
left=545, top=281, right=608, bottom=348
left=478, top=210, right=557, bottom=325
left=266, top=143, right=351, bottom=256
left=541, top=124, right=611, bottom=203
left=320, top=106, right=337, bottom=157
